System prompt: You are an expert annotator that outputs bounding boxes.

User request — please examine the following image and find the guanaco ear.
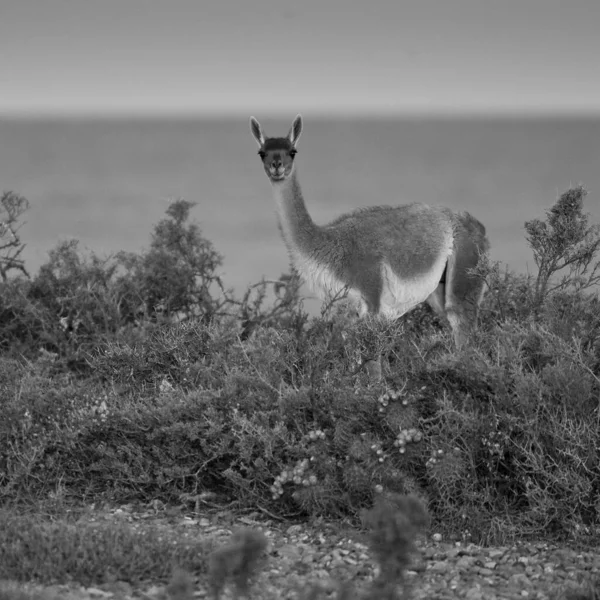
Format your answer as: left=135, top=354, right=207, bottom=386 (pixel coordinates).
left=288, top=114, right=303, bottom=147
left=249, top=116, right=265, bottom=147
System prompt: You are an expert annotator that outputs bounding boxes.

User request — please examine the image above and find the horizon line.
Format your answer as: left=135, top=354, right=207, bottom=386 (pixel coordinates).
left=1, top=107, right=600, bottom=120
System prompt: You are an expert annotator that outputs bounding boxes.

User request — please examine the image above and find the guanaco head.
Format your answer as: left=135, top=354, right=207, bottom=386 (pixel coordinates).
left=249, top=115, right=303, bottom=182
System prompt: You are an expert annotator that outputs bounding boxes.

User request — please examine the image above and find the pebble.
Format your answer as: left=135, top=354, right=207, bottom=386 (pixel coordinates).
left=277, top=544, right=302, bottom=560
left=313, top=569, right=329, bottom=579
left=84, top=588, right=113, bottom=598
left=286, top=524, right=303, bottom=535
left=509, top=573, right=531, bottom=586
left=456, top=556, right=476, bottom=570
left=464, top=586, right=483, bottom=600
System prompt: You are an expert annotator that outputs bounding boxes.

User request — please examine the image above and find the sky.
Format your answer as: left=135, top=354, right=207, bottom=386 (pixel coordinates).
left=0, top=0, right=599, bottom=116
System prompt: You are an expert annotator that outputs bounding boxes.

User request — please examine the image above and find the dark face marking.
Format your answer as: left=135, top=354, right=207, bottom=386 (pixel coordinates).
left=258, top=137, right=298, bottom=181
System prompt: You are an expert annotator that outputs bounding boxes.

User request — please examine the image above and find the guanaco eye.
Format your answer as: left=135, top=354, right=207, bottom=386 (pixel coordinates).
left=289, top=149, right=297, bottom=157
left=258, top=151, right=266, bottom=159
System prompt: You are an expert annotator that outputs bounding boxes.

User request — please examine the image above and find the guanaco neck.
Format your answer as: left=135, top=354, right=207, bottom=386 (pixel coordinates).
left=271, top=169, right=323, bottom=256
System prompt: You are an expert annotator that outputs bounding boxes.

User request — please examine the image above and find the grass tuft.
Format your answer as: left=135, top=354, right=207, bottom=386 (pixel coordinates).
left=0, top=510, right=209, bottom=586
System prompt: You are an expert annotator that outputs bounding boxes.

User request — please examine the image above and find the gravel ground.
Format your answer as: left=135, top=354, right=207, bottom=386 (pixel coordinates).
left=4, top=507, right=599, bottom=600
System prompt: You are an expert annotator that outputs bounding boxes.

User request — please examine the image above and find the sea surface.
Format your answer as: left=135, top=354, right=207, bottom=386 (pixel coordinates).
left=1, top=116, right=599, bottom=307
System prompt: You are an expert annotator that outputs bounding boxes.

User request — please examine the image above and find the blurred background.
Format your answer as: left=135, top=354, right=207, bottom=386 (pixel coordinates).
left=0, top=0, right=599, bottom=298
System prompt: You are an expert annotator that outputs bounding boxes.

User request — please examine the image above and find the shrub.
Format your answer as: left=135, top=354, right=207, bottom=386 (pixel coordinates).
left=0, top=185, right=599, bottom=546
left=0, top=509, right=209, bottom=585
left=0, top=191, right=30, bottom=281
left=112, top=199, right=228, bottom=323
left=525, top=185, right=600, bottom=310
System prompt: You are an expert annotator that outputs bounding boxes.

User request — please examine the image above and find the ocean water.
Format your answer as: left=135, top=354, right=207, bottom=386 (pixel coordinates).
left=1, top=117, right=599, bottom=306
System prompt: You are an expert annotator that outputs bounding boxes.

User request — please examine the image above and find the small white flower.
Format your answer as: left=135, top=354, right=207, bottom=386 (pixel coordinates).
left=159, top=378, right=173, bottom=393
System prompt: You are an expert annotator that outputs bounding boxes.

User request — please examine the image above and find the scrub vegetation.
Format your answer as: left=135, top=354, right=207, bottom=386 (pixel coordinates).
left=1, top=185, right=599, bottom=599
